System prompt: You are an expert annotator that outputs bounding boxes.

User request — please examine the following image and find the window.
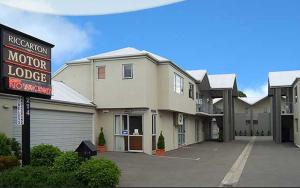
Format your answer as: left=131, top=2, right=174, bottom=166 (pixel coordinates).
left=97, top=66, right=105, bottom=79
left=189, top=83, right=194, bottom=99
left=296, top=119, right=299, bottom=132
left=253, top=120, right=258, bottom=124
left=122, top=64, right=133, bottom=79
left=295, top=86, right=298, bottom=103
left=152, top=114, right=156, bottom=135
left=114, top=115, right=128, bottom=135
left=174, top=73, right=184, bottom=94
left=245, top=120, right=251, bottom=125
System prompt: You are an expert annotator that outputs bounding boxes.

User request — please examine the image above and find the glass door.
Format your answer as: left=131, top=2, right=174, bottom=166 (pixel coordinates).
left=114, top=114, right=129, bottom=151
left=152, top=114, right=157, bottom=151
left=128, top=115, right=143, bottom=152
left=178, top=118, right=185, bottom=146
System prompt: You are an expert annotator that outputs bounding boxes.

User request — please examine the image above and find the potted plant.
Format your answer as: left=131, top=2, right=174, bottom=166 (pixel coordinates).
left=256, top=130, right=259, bottom=136
left=218, top=130, right=223, bottom=142
left=261, top=130, right=264, bottom=136
left=98, top=127, right=106, bottom=153
left=156, top=131, right=165, bottom=156
left=244, top=130, right=247, bottom=136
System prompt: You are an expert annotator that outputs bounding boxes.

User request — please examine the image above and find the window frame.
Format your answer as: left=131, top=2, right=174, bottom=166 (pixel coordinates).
left=97, top=65, right=106, bottom=80
left=174, top=73, right=184, bottom=95
left=295, top=86, right=298, bottom=103
left=122, top=64, right=133, bottom=79
left=188, top=83, right=194, bottom=99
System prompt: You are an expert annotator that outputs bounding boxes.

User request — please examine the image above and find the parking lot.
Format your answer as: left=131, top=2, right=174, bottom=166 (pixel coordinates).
left=100, top=137, right=300, bottom=187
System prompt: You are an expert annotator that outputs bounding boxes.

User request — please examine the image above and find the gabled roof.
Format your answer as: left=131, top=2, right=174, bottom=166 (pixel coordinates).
left=213, top=95, right=269, bottom=106
left=51, top=81, right=93, bottom=105
left=208, top=74, right=236, bottom=89
left=186, top=70, right=208, bottom=81
left=268, top=70, right=300, bottom=88
left=68, top=47, right=170, bottom=64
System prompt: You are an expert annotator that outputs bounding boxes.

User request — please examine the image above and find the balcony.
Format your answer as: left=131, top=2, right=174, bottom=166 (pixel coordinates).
left=196, top=103, right=212, bottom=114
left=281, top=102, right=293, bottom=115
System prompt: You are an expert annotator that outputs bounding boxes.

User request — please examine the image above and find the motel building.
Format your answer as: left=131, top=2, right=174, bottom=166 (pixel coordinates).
left=1, top=47, right=237, bottom=154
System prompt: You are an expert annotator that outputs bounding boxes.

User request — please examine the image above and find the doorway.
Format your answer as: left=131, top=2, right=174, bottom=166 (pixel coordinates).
left=178, top=118, right=185, bottom=146
left=114, top=114, right=143, bottom=152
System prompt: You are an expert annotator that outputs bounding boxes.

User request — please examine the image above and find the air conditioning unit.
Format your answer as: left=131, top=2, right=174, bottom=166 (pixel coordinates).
left=177, top=113, right=184, bottom=125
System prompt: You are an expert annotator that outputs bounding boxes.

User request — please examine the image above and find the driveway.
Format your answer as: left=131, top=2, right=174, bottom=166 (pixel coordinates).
left=100, top=139, right=248, bottom=187
left=100, top=137, right=300, bottom=187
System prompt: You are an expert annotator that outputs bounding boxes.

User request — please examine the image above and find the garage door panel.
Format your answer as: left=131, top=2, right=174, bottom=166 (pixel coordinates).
left=13, top=108, right=93, bottom=151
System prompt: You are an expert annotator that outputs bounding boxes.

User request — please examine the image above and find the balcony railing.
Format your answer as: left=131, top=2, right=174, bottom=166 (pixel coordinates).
left=213, top=106, right=223, bottom=114
left=281, top=102, right=293, bottom=114
left=196, top=103, right=212, bottom=114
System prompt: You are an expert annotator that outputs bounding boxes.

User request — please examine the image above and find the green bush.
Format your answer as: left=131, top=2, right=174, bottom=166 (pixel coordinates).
left=31, top=144, right=61, bottom=166
left=256, top=130, right=259, bottom=136
left=0, top=166, right=50, bottom=188
left=261, top=130, right=264, bottom=136
left=239, top=130, right=242, bottom=136
left=157, top=131, right=165, bottom=149
left=47, top=171, right=83, bottom=188
left=10, top=138, right=21, bottom=159
left=244, top=130, right=247, bottom=136
left=0, top=155, right=20, bottom=171
left=76, top=158, right=121, bottom=187
left=0, top=132, right=11, bottom=156
left=53, top=151, right=81, bottom=172
left=98, top=127, right=106, bottom=146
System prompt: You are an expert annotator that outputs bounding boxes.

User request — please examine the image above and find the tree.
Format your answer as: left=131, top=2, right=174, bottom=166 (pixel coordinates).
left=238, top=90, right=247, bottom=97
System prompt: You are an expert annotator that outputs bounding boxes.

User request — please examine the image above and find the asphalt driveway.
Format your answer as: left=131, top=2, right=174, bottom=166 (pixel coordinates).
left=100, top=137, right=300, bottom=187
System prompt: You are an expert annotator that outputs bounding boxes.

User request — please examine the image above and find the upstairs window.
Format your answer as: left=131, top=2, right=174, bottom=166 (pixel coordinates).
left=123, top=64, right=133, bottom=79
left=97, top=66, right=105, bottom=79
left=295, top=86, right=298, bottom=103
left=189, top=83, right=194, bottom=99
left=174, top=73, right=184, bottom=94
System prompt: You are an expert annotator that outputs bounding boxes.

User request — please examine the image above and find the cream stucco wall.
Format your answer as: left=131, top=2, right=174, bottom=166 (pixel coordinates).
left=158, top=64, right=197, bottom=114
left=53, top=63, right=92, bottom=100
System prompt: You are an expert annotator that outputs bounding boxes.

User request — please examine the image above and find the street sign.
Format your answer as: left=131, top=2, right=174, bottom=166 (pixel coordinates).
left=16, top=96, right=24, bottom=126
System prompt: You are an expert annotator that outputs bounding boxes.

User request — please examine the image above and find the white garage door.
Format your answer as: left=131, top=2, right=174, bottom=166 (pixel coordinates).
left=13, top=108, right=93, bottom=151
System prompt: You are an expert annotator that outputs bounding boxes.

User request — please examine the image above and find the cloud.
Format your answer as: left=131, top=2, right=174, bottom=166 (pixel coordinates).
left=0, top=0, right=184, bottom=16
left=0, top=5, right=92, bottom=66
left=243, top=83, right=268, bottom=99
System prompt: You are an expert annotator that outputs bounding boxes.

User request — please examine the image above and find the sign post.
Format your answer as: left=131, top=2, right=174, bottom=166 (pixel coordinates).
left=0, top=24, right=54, bottom=166
left=22, top=96, right=30, bottom=165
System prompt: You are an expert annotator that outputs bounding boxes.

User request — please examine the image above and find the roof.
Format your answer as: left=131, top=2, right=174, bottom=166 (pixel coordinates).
left=186, top=70, right=207, bottom=81
left=208, top=74, right=236, bottom=89
left=51, top=81, right=93, bottom=105
left=69, top=47, right=170, bottom=63
left=268, top=70, right=300, bottom=88
left=213, top=96, right=269, bottom=105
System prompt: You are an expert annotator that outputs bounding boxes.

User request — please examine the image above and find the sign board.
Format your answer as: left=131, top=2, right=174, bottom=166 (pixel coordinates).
left=0, top=24, right=54, bottom=99
left=122, top=130, right=128, bottom=135
left=177, top=113, right=184, bottom=125
left=16, top=96, right=24, bottom=126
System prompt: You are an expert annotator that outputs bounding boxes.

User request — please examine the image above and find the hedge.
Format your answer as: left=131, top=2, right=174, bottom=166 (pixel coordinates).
left=31, top=144, right=62, bottom=167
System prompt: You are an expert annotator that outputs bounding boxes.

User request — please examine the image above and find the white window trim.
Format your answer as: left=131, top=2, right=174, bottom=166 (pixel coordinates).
left=174, top=73, right=184, bottom=95
left=122, top=64, right=133, bottom=79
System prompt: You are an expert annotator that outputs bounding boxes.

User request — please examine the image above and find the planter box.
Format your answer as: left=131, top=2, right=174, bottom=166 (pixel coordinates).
left=97, top=145, right=107, bottom=153
left=156, top=149, right=165, bottom=156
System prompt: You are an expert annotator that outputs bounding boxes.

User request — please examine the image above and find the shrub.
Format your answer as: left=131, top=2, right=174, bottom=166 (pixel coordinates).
left=31, top=144, right=61, bottom=166
left=0, top=155, right=20, bottom=171
left=157, top=131, right=165, bottom=149
left=234, top=130, right=237, bottom=136
left=256, top=130, right=259, bottom=136
left=76, top=158, right=121, bottom=187
left=0, top=166, right=50, bottom=188
left=10, top=138, right=21, bottom=159
left=239, top=130, right=242, bottom=136
left=244, top=130, right=247, bottom=136
left=47, top=171, right=83, bottom=188
left=268, top=130, right=271, bottom=136
left=250, top=130, right=253, bottom=136
left=218, top=130, right=223, bottom=142
left=261, top=130, right=264, bottom=136
left=98, top=127, right=106, bottom=146
left=53, top=151, right=81, bottom=172
left=0, top=132, right=11, bottom=156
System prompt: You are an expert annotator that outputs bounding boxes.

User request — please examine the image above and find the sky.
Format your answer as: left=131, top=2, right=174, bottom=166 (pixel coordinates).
left=0, top=0, right=300, bottom=98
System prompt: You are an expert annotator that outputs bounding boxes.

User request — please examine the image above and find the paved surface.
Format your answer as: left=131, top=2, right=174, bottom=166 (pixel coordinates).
left=99, top=137, right=300, bottom=187
left=238, top=136, right=300, bottom=187
left=100, top=139, right=248, bottom=187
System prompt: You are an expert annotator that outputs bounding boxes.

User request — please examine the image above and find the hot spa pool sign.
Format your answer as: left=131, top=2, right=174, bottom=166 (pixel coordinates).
left=0, top=24, right=54, bottom=98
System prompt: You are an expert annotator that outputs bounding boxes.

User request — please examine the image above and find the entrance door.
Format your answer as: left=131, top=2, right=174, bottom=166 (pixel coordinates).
left=128, top=116, right=143, bottom=152
left=178, top=118, right=185, bottom=146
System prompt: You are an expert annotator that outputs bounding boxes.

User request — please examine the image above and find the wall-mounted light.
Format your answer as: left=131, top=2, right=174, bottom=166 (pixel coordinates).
left=2, top=105, right=9, bottom=109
